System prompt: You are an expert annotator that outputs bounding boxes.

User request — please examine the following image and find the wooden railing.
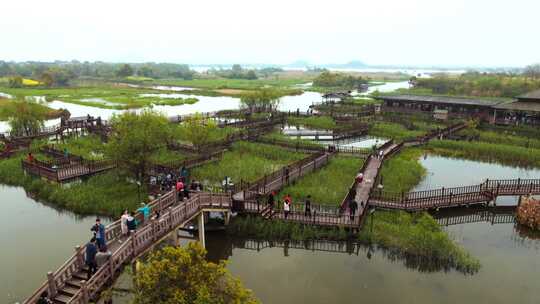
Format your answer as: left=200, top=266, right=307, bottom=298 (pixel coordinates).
left=233, top=152, right=332, bottom=199
left=369, top=178, right=540, bottom=210
left=24, top=191, right=232, bottom=304
left=21, top=158, right=115, bottom=182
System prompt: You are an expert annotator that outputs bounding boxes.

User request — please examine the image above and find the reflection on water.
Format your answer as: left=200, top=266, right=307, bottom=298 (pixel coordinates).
left=205, top=216, right=540, bottom=304
left=1, top=185, right=108, bottom=303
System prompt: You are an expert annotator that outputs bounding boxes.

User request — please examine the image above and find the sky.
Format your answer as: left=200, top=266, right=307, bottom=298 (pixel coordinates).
left=1, top=0, right=539, bottom=67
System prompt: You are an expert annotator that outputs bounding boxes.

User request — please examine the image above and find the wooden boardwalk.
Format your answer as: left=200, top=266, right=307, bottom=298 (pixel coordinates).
left=369, top=179, right=540, bottom=210
left=24, top=191, right=232, bottom=304
left=433, top=206, right=516, bottom=226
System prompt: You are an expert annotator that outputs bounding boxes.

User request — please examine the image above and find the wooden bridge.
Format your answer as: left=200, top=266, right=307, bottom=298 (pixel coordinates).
left=21, top=146, right=115, bottom=182
left=369, top=179, right=540, bottom=211
left=24, top=191, right=232, bottom=304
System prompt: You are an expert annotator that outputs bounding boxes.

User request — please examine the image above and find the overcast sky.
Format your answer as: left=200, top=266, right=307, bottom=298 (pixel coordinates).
left=1, top=0, right=538, bottom=67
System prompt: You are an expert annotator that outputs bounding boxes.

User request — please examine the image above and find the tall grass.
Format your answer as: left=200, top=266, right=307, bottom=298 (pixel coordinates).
left=379, top=148, right=427, bottom=193
left=369, top=122, right=425, bottom=141
left=287, top=116, right=337, bottom=130
left=278, top=156, right=363, bottom=205
left=227, top=215, right=349, bottom=241
left=0, top=155, right=143, bottom=216
left=358, top=210, right=480, bottom=274
left=426, top=140, right=540, bottom=168
left=461, top=128, right=540, bottom=150
left=55, top=135, right=106, bottom=160
left=192, top=141, right=306, bottom=186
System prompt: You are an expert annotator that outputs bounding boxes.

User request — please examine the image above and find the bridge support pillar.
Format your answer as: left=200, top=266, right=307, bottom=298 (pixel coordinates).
left=198, top=212, right=206, bottom=249
left=224, top=211, right=231, bottom=226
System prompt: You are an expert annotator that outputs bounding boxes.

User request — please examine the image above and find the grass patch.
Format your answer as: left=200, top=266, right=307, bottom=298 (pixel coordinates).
left=379, top=148, right=426, bottom=193
left=369, top=122, right=425, bottom=141
left=192, top=141, right=306, bottom=188
left=461, top=128, right=540, bottom=150
left=149, top=147, right=189, bottom=165
left=287, top=116, right=337, bottom=130
left=0, top=98, right=64, bottom=121
left=171, top=124, right=239, bottom=145
left=0, top=155, right=144, bottom=216
left=0, top=86, right=199, bottom=110
left=278, top=156, right=363, bottom=205
left=358, top=210, right=480, bottom=274
left=425, top=140, right=540, bottom=168
left=227, top=215, right=349, bottom=241
left=55, top=135, right=106, bottom=160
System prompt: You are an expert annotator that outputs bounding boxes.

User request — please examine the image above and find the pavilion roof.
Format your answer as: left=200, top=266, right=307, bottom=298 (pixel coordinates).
left=378, top=94, right=509, bottom=107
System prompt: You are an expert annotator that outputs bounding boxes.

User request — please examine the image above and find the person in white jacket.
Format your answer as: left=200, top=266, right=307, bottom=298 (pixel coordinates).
left=120, top=210, right=129, bottom=236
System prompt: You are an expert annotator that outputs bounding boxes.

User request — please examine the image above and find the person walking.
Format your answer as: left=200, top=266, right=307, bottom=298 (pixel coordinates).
left=91, top=218, right=106, bottom=251
left=305, top=195, right=312, bottom=217
left=137, top=203, right=151, bottom=223
left=349, top=199, right=358, bottom=221
left=283, top=194, right=292, bottom=206
left=267, top=191, right=275, bottom=210
left=283, top=199, right=290, bottom=219
left=176, top=179, right=184, bottom=201
left=85, top=238, right=98, bottom=280
left=120, top=210, right=129, bottom=237
left=378, top=150, right=384, bottom=160
left=355, top=173, right=364, bottom=184
left=126, top=212, right=137, bottom=235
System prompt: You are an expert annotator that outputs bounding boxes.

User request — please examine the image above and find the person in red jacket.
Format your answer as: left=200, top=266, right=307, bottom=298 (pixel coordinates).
left=176, top=179, right=184, bottom=201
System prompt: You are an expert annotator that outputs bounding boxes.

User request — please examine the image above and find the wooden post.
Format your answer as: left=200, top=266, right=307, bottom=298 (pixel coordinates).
left=198, top=212, right=206, bottom=248
left=47, top=271, right=57, bottom=298
left=517, top=178, right=521, bottom=191
left=75, top=245, right=83, bottom=268
left=81, top=280, right=89, bottom=303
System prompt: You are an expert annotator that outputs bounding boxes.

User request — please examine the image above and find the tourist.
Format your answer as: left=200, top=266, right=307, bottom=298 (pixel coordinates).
left=284, top=194, right=292, bottom=206
left=355, top=173, right=364, bottom=184
left=37, top=291, right=53, bottom=304
left=181, top=166, right=189, bottom=183
left=283, top=199, right=290, bottom=219
left=27, top=152, right=34, bottom=163
left=63, top=147, right=68, bottom=158
left=137, top=203, right=151, bottom=222
left=183, top=182, right=191, bottom=199
left=85, top=238, right=98, bottom=280
left=126, top=212, right=137, bottom=234
left=305, top=195, right=312, bottom=217
left=349, top=199, right=358, bottom=221
left=91, top=218, right=106, bottom=251
left=267, top=191, right=275, bottom=210
left=378, top=150, right=384, bottom=159
left=176, top=179, right=184, bottom=201
left=120, top=210, right=129, bottom=236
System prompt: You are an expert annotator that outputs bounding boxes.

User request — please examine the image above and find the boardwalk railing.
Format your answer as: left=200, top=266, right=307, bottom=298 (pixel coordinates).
left=24, top=191, right=232, bottom=304
left=233, top=152, right=332, bottom=200
left=369, top=178, right=540, bottom=210
left=21, top=158, right=115, bottom=182
left=255, top=137, right=371, bottom=157
left=236, top=238, right=362, bottom=255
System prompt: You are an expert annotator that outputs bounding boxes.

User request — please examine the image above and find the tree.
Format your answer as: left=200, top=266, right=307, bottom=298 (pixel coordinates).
left=106, top=111, right=171, bottom=184
left=180, top=113, right=218, bottom=151
left=240, top=89, right=281, bottom=113
left=134, top=243, right=259, bottom=304
left=8, top=76, right=23, bottom=88
left=3, top=99, right=46, bottom=136
left=245, top=70, right=257, bottom=80
left=116, top=64, right=134, bottom=77
left=524, top=64, right=540, bottom=79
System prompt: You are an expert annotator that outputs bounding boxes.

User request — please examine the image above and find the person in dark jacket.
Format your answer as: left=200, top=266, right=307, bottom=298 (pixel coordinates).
left=349, top=199, right=358, bottom=221
left=126, top=212, right=137, bottom=234
left=91, top=218, right=106, bottom=251
left=85, top=238, right=98, bottom=280
left=305, top=195, right=312, bottom=217
left=37, top=291, right=53, bottom=304
left=267, top=191, right=276, bottom=210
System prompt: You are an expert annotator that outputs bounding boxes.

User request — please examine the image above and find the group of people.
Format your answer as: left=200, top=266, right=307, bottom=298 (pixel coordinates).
left=175, top=178, right=204, bottom=201
left=150, top=166, right=191, bottom=193
left=85, top=218, right=111, bottom=281
left=265, top=192, right=312, bottom=219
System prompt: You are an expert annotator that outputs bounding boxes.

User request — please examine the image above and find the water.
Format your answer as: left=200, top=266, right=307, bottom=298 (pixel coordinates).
left=199, top=156, right=540, bottom=304
left=0, top=185, right=108, bottom=303
left=414, top=155, right=540, bottom=204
